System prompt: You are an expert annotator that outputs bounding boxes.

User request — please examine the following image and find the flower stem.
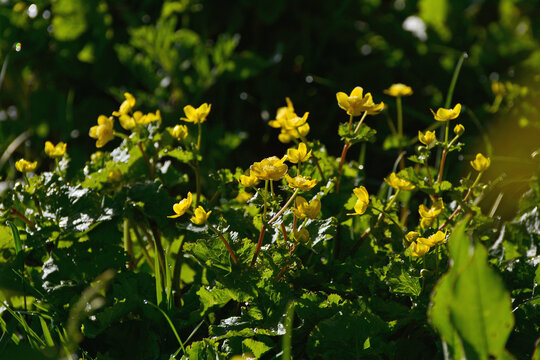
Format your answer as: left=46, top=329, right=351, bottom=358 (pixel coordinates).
left=347, top=114, right=354, bottom=133
left=123, top=218, right=134, bottom=270
left=298, top=134, right=326, bottom=183
left=9, top=207, right=35, bottom=227
left=438, top=172, right=482, bottom=231
left=251, top=189, right=299, bottom=268
left=337, top=111, right=368, bottom=193
left=23, top=173, right=43, bottom=217
left=194, top=161, right=201, bottom=207
left=396, top=96, right=403, bottom=139
left=197, top=123, right=202, bottom=151
left=137, top=142, right=155, bottom=180
left=437, top=149, right=448, bottom=184
left=444, top=52, right=467, bottom=109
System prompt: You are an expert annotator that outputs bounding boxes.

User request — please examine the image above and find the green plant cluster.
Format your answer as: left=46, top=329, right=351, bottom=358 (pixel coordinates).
left=1, top=1, right=540, bottom=359
left=1, top=66, right=540, bottom=359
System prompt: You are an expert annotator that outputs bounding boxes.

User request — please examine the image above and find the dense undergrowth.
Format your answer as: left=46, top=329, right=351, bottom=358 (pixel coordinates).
left=2, top=1, right=540, bottom=359
left=1, top=69, right=540, bottom=359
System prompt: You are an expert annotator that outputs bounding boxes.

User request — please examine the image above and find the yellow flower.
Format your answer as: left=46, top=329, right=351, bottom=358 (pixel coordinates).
left=287, top=142, right=312, bottom=164
left=250, top=156, right=288, bottom=181
left=168, top=192, right=193, bottom=219
left=384, top=83, right=413, bottom=97
left=235, top=191, right=253, bottom=203
left=293, top=228, right=310, bottom=244
left=108, top=169, right=122, bottom=183
left=491, top=81, right=506, bottom=96
left=409, top=241, right=430, bottom=257
left=385, top=172, right=415, bottom=191
left=89, top=115, right=115, bottom=148
left=239, top=171, right=260, bottom=187
left=418, top=231, right=447, bottom=247
left=15, top=158, right=37, bottom=173
left=137, top=110, right=161, bottom=125
left=269, top=97, right=295, bottom=126
left=112, top=92, right=136, bottom=116
left=118, top=114, right=136, bottom=130
left=420, top=217, right=435, bottom=229
left=190, top=206, right=211, bottom=225
left=470, top=153, right=491, bottom=172
left=347, top=186, right=369, bottom=215
left=171, top=124, right=189, bottom=140
left=181, top=103, right=211, bottom=124
left=292, top=196, right=321, bottom=219
left=336, top=87, right=384, bottom=116
left=454, top=124, right=465, bottom=136
left=418, top=130, right=436, bottom=147
left=418, top=199, right=444, bottom=219
left=285, top=174, right=318, bottom=191
left=269, top=99, right=311, bottom=143
left=278, top=122, right=310, bottom=143
left=405, top=231, right=421, bottom=243
left=430, top=104, right=461, bottom=121
left=44, top=141, right=67, bottom=158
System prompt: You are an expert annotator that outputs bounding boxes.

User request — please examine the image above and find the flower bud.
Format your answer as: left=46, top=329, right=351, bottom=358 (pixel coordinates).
left=453, top=124, right=465, bottom=136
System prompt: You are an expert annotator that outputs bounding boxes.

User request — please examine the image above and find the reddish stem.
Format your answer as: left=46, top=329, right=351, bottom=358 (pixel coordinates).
left=336, top=143, right=351, bottom=193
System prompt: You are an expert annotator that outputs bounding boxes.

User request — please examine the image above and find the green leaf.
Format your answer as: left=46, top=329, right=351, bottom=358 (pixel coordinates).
left=51, top=0, right=88, bottom=41
left=386, top=263, right=421, bottom=298
left=429, top=219, right=515, bottom=359
left=242, top=338, right=272, bottom=358
left=449, top=243, right=515, bottom=359
left=338, top=123, right=377, bottom=145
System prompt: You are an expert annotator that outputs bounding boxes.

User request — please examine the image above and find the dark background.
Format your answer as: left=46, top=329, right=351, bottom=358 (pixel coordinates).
left=1, top=0, right=539, bottom=217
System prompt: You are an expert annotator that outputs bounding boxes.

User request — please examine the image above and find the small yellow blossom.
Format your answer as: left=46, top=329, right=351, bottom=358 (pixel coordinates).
left=418, top=231, right=447, bottom=247
left=235, top=191, right=253, bottom=203
left=421, top=217, right=435, bottom=229
left=112, top=92, right=136, bottom=116
left=384, top=83, right=413, bottom=97
left=171, top=124, right=189, bottom=140
left=292, top=196, right=321, bottom=219
left=168, top=192, right=193, bottom=219
left=491, top=81, right=506, bottom=96
left=336, top=87, right=384, bottom=116
left=418, top=130, right=436, bottom=147
left=108, top=169, right=122, bottom=183
left=419, top=199, right=444, bottom=219
left=90, top=151, right=104, bottom=163
left=118, top=114, right=136, bottom=130
left=190, top=206, right=211, bottom=225
left=250, top=156, right=288, bottom=181
left=44, top=141, right=67, bottom=158
left=405, top=231, right=421, bottom=243
left=454, top=124, right=465, bottom=135
left=137, top=110, right=161, bottom=125
left=269, top=98, right=311, bottom=143
left=278, top=122, right=310, bottom=143
left=409, top=241, right=430, bottom=257
left=430, top=104, right=461, bottom=121
left=89, top=115, right=115, bottom=148
left=181, top=103, right=211, bottom=124
left=269, top=97, right=296, bottom=128
left=15, top=159, right=37, bottom=173
left=385, top=172, right=415, bottom=191
left=470, top=153, right=491, bottom=172
left=287, top=142, right=312, bottom=164
left=239, top=171, right=260, bottom=187
left=293, top=228, right=310, bottom=244
left=347, top=186, right=370, bottom=215
left=285, top=174, right=318, bottom=191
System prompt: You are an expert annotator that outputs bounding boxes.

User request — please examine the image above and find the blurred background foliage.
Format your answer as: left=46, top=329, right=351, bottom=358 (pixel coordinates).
left=1, top=0, right=539, bottom=217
